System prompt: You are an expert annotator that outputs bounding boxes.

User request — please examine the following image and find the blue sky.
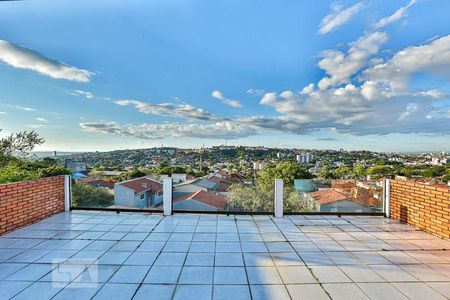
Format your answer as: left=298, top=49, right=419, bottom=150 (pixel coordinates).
left=0, top=0, right=449, bottom=152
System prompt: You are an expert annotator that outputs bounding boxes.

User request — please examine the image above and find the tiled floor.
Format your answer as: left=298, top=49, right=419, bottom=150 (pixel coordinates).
left=0, top=212, right=449, bottom=300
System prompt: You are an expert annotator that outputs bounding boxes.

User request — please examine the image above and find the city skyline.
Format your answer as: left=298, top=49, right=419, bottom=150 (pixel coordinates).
left=0, top=0, right=449, bottom=152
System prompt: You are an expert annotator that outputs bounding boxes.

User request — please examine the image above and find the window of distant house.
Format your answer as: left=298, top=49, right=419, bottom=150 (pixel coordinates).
left=140, top=194, right=145, bottom=199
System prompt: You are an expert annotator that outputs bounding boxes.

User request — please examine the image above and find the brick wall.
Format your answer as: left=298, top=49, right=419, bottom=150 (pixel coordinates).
left=352, top=185, right=382, bottom=207
left=0, top=176, right=66, bottom=235
left=390, top=180, right=450, bottom=239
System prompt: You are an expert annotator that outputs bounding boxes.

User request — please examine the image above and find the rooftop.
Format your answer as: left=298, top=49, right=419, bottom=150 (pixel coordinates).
left=309, top=189, right=349, bottom=205
left=173, top=191, right=228, bottom=210
left=118, top=177, right=163, bottom=193
left=0, top=211, right=449, bottom=300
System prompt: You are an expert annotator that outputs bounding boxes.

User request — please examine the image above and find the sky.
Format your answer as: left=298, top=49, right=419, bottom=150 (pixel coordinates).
left=0, top=0, right=449, bottom=152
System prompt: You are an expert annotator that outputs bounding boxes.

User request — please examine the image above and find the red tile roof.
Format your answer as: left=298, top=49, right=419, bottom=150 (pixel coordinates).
left=309, top=189, right=349, bottom=205
left=119, top=177, right=163, bottom=193
left=173, top=190, right=228, bottom=210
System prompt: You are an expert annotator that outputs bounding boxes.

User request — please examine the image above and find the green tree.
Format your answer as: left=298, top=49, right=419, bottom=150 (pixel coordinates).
left=367, top=165, right=393, bottom=179
left=352, top=164, right=367, bottom=179
left=72, top=183, right=114, bottom=207
left=283, top=187, right=320, bottom=212
left=39, top=166, right=71, bottom=178
left=257, top=161, right=312, bottom=192
left=334, top=166, right=351, bottom=179
left=227, top=184, right=320, bottom=213
left=0, top=164, right=40, bottom=184
left=0, top=130, right=44, bottom=166
left=227, top=184, right=273, bottom=212
left=442, top=174, right=450, bottom=182
left=126, top=169, right=146, bottom=179
left=317, top=165, right=335, bottom=179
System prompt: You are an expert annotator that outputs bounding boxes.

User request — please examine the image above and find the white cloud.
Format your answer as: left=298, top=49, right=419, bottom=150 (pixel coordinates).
left=211, top=90, right=242, bottom=108
left=318, top=32, right=389, bottom=89
left=318, top=2, right=364, bottom=35
left=247, top=89, right=266, bottom=96
left=70, top=90, right=93, bottom=99
left=398, top=103, right=417, bottom=120
left=0, top=111, right=7, bottom=115
left=27, top=124, right=47, bottom=129
left=374, top=0, right=416, bottom=29
left=300, top=83, right=314, bottom=95
left=7, top=104, right=36, bottom=111
left=83, top=32, right=450, bottom=141
left=0, top=40, right=93, bottom=82
left=115, top=99, right=220, bottom=122
left=363, top=34, right=450, bottom=92
left=80, top=121, right=257, bottom=140
left=35, top=117, right=48, bottom=122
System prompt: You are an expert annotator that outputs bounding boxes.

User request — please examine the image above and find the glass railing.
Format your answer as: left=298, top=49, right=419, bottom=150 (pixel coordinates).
left=71, top=176, right=163, bottom=211
left=286, top=178, right=383, bottom=213
left=70, top=175, right=385, bottom=215
left=171, top=175, right=273, bottom=214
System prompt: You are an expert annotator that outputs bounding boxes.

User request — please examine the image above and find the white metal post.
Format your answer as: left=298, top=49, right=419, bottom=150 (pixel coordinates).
left=384, top=179, right=391, bottom=218
left=163, top=177, right=173, bottom=216
left=64, top=175, right=71, bottom=212
left=274, top=179, right=283, bottom=218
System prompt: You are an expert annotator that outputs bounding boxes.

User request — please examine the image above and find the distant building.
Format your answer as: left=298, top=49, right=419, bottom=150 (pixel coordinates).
left=65, top=159, right=87, bottom=173
left=253, top=161, right=266, bottom=170
left=431, top=157, right=448, bottom=166
left=173, top=178, right=219, bottom=195
left=297, top=153, right=313, bottom=164
left=114, top=177, right=163, bottom=208
left=276, top=152, right=286, bottom=159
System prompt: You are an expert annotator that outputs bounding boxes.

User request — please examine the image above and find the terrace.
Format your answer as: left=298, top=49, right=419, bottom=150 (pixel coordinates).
left=0, top=210, right=449, bottom=300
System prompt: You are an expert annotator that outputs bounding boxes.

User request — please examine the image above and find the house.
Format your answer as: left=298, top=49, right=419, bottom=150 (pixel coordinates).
left=171, top=190, right=228, bottom=211
left=308, top=189, right=377, bottom=213
left=173, top=178, right=219, bottom=196
left=114, top=177, right=163, bottom=208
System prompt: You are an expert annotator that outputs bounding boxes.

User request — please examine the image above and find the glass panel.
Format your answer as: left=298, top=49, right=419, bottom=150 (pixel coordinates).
left=71, top=175, right=163, bottom=211
left=172, top=172, right=273, bottom=213
left=286, top=178, right=383, bottom=213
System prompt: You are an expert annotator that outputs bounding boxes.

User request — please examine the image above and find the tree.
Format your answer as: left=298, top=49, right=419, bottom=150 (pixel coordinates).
left=334, top=166, right=351, bottom=179
left=72, top=183, right=114, bottom=207
left=352, top=164, right=367, bottom=179
left=0, top=130, right=44, bottom=166
left=283, top=187, right=320, bottom=212
left=39, top=166, right=71, bottom=178
left=126, top=169, right=146, bottom=179
left=317, top=165, right=335, bottom=179
left=257, top=161, right=313, bottom=192
left=442, top=174, right=450, bottom=182
left=227, top=184, right=320, bottom=213
left=367, top=165, right=393, bottom=178
left=227, top=184, right=273, bottom=212
left=0, top=130, right=44, bottom=159
left=0, top=164, right=39, bottom=184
